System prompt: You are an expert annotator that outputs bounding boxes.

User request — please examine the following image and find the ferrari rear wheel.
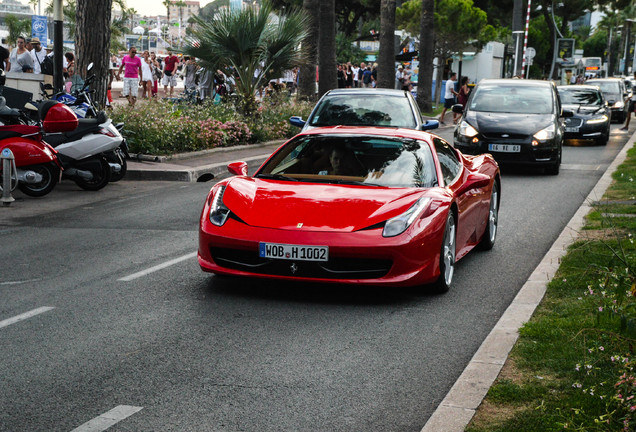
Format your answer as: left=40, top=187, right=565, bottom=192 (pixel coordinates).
left=480, top=182, right=499, bottom=250
left=431, top=211, right=456, bottom=294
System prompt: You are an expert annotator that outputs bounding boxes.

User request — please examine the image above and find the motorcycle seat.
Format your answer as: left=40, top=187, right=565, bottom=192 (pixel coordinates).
left=0, top=96, right=21, bottom=117
left=63, top=111, right=107, bottom=140
left=0, top=124, right=39, bottom=140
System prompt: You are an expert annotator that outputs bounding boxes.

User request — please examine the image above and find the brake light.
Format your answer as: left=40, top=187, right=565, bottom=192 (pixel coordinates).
left=99, top=128, right=117, bottom=137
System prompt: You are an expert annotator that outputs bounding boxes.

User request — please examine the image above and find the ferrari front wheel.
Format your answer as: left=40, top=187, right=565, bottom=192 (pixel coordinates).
left=480, top=182, right=499, bottom=250
left=431, top=211, right=456, bottom=294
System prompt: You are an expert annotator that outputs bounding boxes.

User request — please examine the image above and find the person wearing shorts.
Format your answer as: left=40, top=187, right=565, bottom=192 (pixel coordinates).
left=162, top=49, right=179, bottom=97
left=118, top=46, right=142, bottom=107
left=439, top=72, right=458, bottom=125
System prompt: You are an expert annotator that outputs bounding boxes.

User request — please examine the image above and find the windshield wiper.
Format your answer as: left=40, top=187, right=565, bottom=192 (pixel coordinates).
left=255, top=173, right=300, bottom=182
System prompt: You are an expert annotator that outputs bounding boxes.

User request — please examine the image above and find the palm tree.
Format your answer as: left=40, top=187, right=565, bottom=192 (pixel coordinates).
left=184, top=2, right=309, bottom=116
left=318, top=0, right=336, bottom=96
left=175, top=0, right=187, bottom=46
left=377, top=0, right=396, bottom=89
left=4, top=14, right=31, bottom=48
left=298, top=0, right=319, bottom=100
left=415, top=0, right=434, bottom=112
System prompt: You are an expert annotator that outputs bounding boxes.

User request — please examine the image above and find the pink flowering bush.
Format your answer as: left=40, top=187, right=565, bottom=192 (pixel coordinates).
left=110, top=95, right=312, bottom=155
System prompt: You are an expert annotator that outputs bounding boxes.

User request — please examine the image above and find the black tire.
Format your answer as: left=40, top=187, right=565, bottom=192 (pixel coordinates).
left=480, top=182, right=499, bottom=250
left=545, top=146, right=561, bottom=175
left=431, top=211, right=456, bottom=294
left=106, top=149, right=127, bottom=182
left=17, top=163, right=59, bottom=197
left=74, top=156, right=111, bottom=191
left=596, top=134, right=609, bottom=146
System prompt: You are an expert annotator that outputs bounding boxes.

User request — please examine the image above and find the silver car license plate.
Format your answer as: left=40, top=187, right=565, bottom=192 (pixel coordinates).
left=259, top=242, right=329, bottom=262
left=488, top=144, right=520, bottom=153
left=565, top=127, right=579, bottom=133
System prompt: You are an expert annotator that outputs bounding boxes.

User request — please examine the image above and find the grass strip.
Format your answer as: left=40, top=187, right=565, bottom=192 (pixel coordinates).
left=467, top=146, right=636, bottom=431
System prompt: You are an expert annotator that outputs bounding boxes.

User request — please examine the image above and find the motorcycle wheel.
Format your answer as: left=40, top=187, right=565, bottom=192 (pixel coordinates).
left=107, top=149, right=127, bottom=182
left=74, top=156, right=111, bottom=191
left=17, top=163, right=60, bottom=197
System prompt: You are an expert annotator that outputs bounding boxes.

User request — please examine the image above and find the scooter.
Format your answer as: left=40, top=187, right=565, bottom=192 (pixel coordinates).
left=39, top=63, right=98, bottom=118
left=0, top=100, right=78, bottom=197
left=42, top=109, right=121, bottom=190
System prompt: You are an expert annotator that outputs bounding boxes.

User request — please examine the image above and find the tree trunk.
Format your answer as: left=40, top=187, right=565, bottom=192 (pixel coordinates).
left=416, top=0, right=434, bottom=112
left=377, top=0, right=396, bottom=89
left=76, top=0, right=112, bottom=108
left=318, top=0, right=336, bottom=97
left=540, top=5, right=556, bottom=79
left=435, top=56, right=444, bottom=105
left=298, top=0, right=319, bottom=101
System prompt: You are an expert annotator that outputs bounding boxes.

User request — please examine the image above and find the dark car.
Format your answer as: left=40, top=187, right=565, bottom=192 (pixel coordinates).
left=585, top=78, right=629, bottom=123
left=557, top=85, right=611, bottom=145
left=289, top=88, right=439, bottom=132
left=453, top=79, right=571, bottom=175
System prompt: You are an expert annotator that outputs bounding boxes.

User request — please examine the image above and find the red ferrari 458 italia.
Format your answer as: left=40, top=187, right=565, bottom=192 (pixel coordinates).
left=198, top=126, right=500, bottom=292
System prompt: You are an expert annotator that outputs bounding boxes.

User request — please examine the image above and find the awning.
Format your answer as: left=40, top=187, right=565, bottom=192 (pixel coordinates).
left=395, top=51, right=418, bottom=61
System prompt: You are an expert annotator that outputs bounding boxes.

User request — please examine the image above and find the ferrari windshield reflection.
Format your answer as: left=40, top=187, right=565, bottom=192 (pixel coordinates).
left=307, top=95, right=417, bottom=129
left=257, top=134, right=438, bottom=188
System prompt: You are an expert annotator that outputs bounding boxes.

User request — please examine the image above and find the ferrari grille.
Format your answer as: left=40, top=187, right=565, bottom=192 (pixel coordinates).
left=210, top=247, right=392, bottom=279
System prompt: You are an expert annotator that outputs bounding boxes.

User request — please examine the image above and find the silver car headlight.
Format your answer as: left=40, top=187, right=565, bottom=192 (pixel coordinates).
left=587, top=115, right=609, bottom=124
left=209, top=186, right=230, bottom=226
left=458, top=121, right=478, bottom=138
left=383, top=197, right=431, bottom=237
left=613, top=101, right=625, bottom=109
left=533, top=124, right=555, bottom=140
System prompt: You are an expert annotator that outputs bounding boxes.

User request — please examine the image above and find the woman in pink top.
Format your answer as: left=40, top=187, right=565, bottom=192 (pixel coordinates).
left=117, top=46, right=142, bottom=107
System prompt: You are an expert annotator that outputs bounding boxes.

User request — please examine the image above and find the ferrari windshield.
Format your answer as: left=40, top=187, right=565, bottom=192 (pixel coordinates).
left=307, top=94, right=417, bottom=129
left=257, top=134, right=437, bottom=188
left=470, top=84, right=554, bottom=114
left=558, top=88, right=603, bottom=106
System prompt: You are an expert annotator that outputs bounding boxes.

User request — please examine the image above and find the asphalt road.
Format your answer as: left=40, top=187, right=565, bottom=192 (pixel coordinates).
left=0, top=123, right=631, bottom=431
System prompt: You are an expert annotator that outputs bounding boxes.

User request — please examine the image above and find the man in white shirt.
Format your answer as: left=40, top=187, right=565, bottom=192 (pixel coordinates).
left=30, top=37, right=47, bottom=74
left=352, top=64, right=360, bottom=87
left=439, top=72, right=458, bottom=125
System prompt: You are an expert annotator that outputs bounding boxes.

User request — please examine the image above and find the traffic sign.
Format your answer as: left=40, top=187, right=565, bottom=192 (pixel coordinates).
left=525, top=47, right=536, bottom=59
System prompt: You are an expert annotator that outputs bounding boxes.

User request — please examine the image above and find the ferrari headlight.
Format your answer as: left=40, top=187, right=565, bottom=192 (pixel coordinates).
left=383, top=197, right=432, bottom=237
left=458, top=121, right=478, bottom=138
left=613, top=101, right=625, bottom=109
left=587, top=115, right=609, bottom=124
left=209, top=186, right=230, bottom=226
left=533, top=124, right=555, bottom=141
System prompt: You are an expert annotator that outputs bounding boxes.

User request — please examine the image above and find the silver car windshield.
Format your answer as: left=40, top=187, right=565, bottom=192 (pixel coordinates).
left=308, top=95, right=417, bottom=129
left=257, top=135, right=437, bottom=188
left=470, top=85, right=554, bottom=114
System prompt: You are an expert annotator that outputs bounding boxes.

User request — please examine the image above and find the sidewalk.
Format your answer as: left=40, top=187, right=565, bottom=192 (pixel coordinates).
left=125, top=140, right=285, bottom=182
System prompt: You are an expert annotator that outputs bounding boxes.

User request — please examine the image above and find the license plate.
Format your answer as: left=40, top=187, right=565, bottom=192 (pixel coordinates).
left=565, top=127, right=579, bottom=133
left=488, top=144, right=520, bottom=153
left=259, top=242, right=329, bottom=262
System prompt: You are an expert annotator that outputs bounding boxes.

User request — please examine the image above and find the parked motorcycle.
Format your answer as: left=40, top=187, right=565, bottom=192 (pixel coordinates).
left=0, top=100, right=78, bottom=197
left=42, top=108, right=121, bottom=190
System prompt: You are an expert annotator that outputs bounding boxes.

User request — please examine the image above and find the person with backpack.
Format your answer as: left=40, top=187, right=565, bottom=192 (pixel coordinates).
left=362, top=66, right=373, bottom=88
left=30, top=37, right=47, bottom=74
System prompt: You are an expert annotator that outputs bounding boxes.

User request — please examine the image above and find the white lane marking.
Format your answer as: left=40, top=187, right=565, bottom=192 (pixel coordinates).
left=118, top=251, right=197, bottom=281
left=0, top=307, right=55, bottom=329
left=70, top=405, right=143, bottom=432
left=0, top=278, right=41, bottom=286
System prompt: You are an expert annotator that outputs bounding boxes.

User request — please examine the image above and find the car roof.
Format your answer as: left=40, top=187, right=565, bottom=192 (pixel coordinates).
left=298, top=125, right=433, bottom=141
left=587, top=78, right=622, bottom=82
left=324, top=88, right=410, bottom=97
left=557, top=85, right=602, bottom=91
left=477, top=78, right=553, bottom=88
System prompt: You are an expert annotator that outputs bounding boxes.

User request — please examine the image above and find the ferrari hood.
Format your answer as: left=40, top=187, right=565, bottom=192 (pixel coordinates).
left=222, top=177, right=426, bottom=232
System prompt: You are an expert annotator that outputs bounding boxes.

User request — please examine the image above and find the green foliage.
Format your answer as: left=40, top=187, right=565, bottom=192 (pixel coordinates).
left=396, top=0, right=494, bottom=57
left=183, top=1, right=308, bottom=116
left=110, top=97, right=313, bottom=155
left=336, top=33, right=367, bottom=64
left=583, top=30, right=609, bottom=60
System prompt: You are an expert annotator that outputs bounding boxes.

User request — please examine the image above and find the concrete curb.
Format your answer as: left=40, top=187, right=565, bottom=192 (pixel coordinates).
left=420, top=132, right=636, bottom=432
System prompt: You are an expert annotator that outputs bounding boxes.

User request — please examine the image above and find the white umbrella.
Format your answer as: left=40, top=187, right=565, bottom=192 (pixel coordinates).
left=132, top=26, right=144, bottom=35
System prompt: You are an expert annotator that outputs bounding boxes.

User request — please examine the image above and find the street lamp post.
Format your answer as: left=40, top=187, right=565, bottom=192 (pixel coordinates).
left=512, top=30, right=524, bottom=77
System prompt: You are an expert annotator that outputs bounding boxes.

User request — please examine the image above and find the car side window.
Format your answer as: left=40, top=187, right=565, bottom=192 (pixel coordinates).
left=433, top=138, right=461, bottom=185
